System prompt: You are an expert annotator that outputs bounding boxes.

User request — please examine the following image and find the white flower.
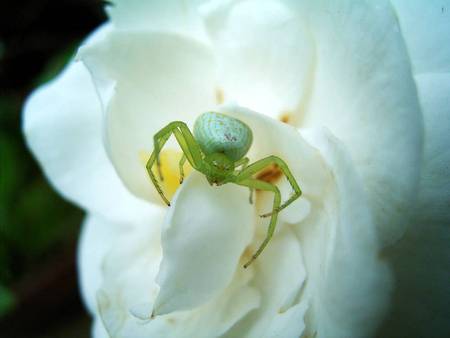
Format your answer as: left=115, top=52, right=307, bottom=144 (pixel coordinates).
left=23, top=1, right=450, bottom=337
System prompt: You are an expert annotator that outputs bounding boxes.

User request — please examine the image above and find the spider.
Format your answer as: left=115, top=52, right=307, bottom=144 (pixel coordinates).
left=146, top=112, right=302, bottom=268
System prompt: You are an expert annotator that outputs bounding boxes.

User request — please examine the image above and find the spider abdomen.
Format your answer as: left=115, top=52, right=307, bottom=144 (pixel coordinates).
left=193, top=112, right=253, bottom=161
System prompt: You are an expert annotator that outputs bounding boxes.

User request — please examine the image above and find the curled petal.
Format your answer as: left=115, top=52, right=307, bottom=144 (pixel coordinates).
left=225, top=228, right=307, bottom=338
left=154, top=172, right=254, bottom=315
left=79, top=31, right=217, bottom=204
left=378, top=73, right=450, bottom=337
left=24, top=30, right=152, bottom=222
left=108, top=0, right=208, bottom=42
left=78, top=204, right=164, bottom=316
left=94, top=203, right=259, bottom=338
left=78, top=215, right=124, bottom=315
left=391, top=0, right=450, bottom=74
left=202, top=0, right=315, bottom=120
left=219, top=106, right=390, bottom=337
left=292, top=0, right=423, bottom=246
left=300, top=129, right=391, bottom=338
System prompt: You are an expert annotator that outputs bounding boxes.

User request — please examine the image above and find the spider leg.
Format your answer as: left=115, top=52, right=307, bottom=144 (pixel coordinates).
left=236, top=155, right=302, bottom=217
left=147, top=130, right=173, bottom=205
left=146, top=122, right=203, bottom=206
left=234, top=157, right=250, bottom=169
left=153, top=132, right=169, bottom=181
left=235, top=178, right=281, bottom=268
left=179, top=154, right=187, bottom=184
left=234, top=157, right=253, bottom=204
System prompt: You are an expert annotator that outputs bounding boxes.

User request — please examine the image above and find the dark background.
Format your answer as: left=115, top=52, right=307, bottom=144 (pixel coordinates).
left=0, top=1, right=106, bottom=337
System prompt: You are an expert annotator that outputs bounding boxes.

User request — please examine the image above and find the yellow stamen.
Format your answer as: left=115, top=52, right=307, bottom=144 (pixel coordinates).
left=140, top=149, right=192, bottom=201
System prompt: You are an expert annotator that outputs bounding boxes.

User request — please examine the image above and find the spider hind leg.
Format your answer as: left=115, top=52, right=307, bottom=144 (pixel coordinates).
left=236, top=178, right=281, bottom=268
left=238, top=155, right=302, bottom=217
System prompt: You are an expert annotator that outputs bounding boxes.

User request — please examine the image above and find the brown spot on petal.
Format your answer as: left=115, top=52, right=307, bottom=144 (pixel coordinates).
left=256, top=164, right=283, bottom=185
left=279, top=112, right=293, bottom=124
left=166, top=317, right=176, bottom=325
left=215, top=88, right=224, bottom=104
left=241, top=246, right=254, bottom=265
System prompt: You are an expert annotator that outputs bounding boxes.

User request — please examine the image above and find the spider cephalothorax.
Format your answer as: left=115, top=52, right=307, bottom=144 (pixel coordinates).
left=146, top=112, right=302, bottom=268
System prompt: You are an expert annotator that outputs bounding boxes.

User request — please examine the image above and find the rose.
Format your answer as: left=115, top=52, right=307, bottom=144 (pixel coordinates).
left=23, top=1, right=449, bottom=337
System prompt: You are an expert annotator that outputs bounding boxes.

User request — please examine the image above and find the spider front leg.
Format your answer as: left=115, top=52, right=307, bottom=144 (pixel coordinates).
left=237, top=155, right=302, bottom=217
left=236, top=178, right=281, bottom=268
left=146, top=122, right=203, bottom=206
left=179, top=154, right=187, bottom=184
left=234, top=157, right=253, bottom=204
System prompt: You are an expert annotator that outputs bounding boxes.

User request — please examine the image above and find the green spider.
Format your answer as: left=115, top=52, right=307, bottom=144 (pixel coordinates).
left=146, top=112, right=302, bottom=268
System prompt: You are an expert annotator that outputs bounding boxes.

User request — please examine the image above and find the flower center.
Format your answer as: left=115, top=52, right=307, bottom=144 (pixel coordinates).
left=140, top=149, right=192, bottom=201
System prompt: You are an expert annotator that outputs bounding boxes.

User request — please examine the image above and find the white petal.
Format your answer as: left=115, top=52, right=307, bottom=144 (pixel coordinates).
left=96, top=211, right=259, bottom=338
left=224, top=228, right=307, bottom=338
left=79, top=31, right=217, bottom=203
left=294, top=0, right=423, bottom=246
left=217, top=106, right=389, bottom=337
left=378, top=74, right=450, bottom=337
left=93, top=318, right=109, bottom=338
left=98, top=271, right=260, bottom=338
left=264, top=302, right=308, bottom=338
left=300, top=129, right=392, bottom=338
left=202, top=0, right=314, bottom=120
left=153, top=172, right=253, bottom=315
left=77, top=209, right=164, bottom=316
left=391, top=0, right=450, bottom=74
left=23, top=26, right=153, bottom=223
left=414, top=73, right=450, bottom=223
left=94, top=209, right=165, bottom=338
left=78, top=215, right=119, bottom=315
left=107, top=0, right=209, bottom=42
left=219, top=104, right=329, bottom=203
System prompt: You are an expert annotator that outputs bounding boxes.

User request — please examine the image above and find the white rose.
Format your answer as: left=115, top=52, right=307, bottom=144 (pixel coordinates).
left=23, top=1, right=450, bottom=338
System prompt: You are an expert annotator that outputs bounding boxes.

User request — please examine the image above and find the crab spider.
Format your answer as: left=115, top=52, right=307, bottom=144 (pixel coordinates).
left=146, top=112, right=302, bottom=268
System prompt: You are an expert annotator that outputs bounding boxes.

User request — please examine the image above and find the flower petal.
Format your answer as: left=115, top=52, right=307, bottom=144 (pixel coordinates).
left=219, top=104, right=329, bottom=203
left=391, top=0, right=450, bottom=74
left=223, top=228, right=307, bottom=338
left=107, top=0, right=208, bottom=42
left=201, top=0, right=314, bottom=120
left=78, top=215, right=121, bottom=315
left=98, top=269, right=260, bottom=338
left=292, top=0, right=423, bottom=246
left=299, top=129, right=392, bottom=338
left=378, top=73, right=450, bottom=337
left=79, top=31, right=217, bottom=203
left=95, top=206, right=259, bottom=338
left=218, top=105, right=390, bottom=337
left=413, top=73, right=450, bottom=224
left=153, top=172, right=253, bottom=315
left=23, top=29, right=152, bottom=222
left=93, top=318, right=109, bottom=338
left=78, top=204, right=164, bottom=316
